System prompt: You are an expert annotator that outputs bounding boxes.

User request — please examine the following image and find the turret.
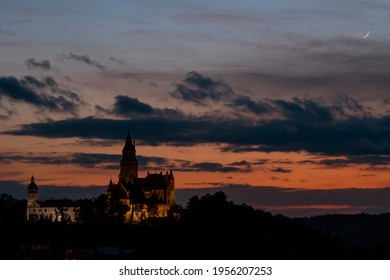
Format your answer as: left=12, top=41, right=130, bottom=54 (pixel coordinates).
left=26, top=175, right=40, bottom=221
left=27, top=175, right=38, bottom=207
left=167, top=169, right=175, bottom=205
left=107, top=178, right=114, bottom=200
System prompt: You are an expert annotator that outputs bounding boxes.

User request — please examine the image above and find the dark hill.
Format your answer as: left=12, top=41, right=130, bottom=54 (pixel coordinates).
left=295, top=213, right=390, bottom=247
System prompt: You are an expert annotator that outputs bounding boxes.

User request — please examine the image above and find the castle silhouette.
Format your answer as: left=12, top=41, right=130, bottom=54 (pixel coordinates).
left=106, top=132, right=176, bottom=222
left=26, top=132, right=176, bottom=222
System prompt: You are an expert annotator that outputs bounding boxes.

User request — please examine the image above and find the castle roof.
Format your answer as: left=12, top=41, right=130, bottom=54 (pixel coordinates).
left=122, top=132, right=135, bottom=152
left=169, top=169, right=174, bottom=180
left=27, top=176, right=38, bottom=190
left=117, top=184, right=129, bottom=200
left=107, top=178, right=114, bottom=192
left=110, top=182, right=129, bottom=200
left=134, top=172, right=170, bottom=190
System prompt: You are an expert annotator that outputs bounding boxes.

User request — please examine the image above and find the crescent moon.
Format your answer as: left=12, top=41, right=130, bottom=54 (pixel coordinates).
left=362, top=29, right=370, bottom=39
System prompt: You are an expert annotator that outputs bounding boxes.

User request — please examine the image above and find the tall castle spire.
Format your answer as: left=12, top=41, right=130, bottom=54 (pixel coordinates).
left=119, top=132, right=138, bottom=183
left=122, top=132, right=135, bottom=154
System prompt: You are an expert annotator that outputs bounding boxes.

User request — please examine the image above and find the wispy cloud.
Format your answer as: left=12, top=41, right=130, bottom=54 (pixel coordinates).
left=25, top=58, right=51, bottom=70
left=60, top=52, right=105, bottom=71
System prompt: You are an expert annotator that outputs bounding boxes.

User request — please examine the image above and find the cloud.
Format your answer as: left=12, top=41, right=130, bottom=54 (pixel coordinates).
left=60, top=52, right=105, bottom=71
left=183, top=162, right=241, bottom=173
left=113, top=95, right=154, bottom=116
left=228, top=93, right=369, bottom=121
left=4, top=112, right=390, bottom=158
left=2, top=71, right=388, bottom=160
left=270, top=167, right=292, bottom=173
left=0, top=152, right=120, bottom=169
left=172, top=71, right=235, bottom=105
left=228, top=95, right=272, bottom=115
left=97, top=95, right=185, bottom=119
left=0, top=152, right=170, bottom=171
left=0, top=151, right=252, bottom=175
left=299, top=155, right=390, bottom=168
left=137, top=155, right=169, bottom=168
left=0, top=76, right=83, bottom=115
left=109, top=56, right=127, bottom=65
left=25, top=58, right=51, bottom=70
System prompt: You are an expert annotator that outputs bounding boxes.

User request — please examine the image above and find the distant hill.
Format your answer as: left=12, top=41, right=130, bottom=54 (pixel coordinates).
left=295, top=213, right=390, bottom=247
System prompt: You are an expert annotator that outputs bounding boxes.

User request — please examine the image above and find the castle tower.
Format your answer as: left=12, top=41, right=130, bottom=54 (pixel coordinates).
left=119, top=132, right=138, bottom=184
left=26, top=175, right=39, bottom=221
left=167, top=169, right=176, bottom=205
left=27, top=175, right=38, bottom=207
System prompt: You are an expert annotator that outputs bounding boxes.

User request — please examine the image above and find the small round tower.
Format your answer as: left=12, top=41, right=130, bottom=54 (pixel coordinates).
left=27, top=175, right=38, bottom=207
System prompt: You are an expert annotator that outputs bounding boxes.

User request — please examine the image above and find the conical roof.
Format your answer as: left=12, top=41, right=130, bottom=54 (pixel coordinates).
left=122, top=132, right=135, bottom=152
left=107, top=178, right=114, bottom=192
left=169, top=169, right=174, bottom=180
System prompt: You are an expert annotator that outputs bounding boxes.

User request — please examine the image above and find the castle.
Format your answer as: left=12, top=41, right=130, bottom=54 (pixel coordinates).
left=26, top=132, right=176, bottom=223
left=106, top=132, right=176, bottom=222
left=26, top=176, right=79, bottom=222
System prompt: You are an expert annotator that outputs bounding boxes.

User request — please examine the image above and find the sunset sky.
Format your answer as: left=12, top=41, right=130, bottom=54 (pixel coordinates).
left=1, top=0, right=389, bottom=217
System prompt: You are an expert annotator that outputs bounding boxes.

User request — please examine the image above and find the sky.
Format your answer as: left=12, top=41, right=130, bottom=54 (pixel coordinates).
left=0, top=0, right=389, bottom=217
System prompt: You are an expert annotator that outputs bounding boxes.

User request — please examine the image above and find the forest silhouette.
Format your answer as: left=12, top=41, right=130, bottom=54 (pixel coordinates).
left=0, top=192, right=389, bottom=259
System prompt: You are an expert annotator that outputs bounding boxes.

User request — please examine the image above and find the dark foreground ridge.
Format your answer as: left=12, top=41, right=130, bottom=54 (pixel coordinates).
left=0, top=192, right=389, bottom=259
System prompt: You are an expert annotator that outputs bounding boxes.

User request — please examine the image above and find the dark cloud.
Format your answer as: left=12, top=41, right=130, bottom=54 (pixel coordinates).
left=0, top=76, right=84, bottom=115
left=299, top=155, right=390, bottom=168
left=228, top=160, right=251, bottom=166
left=270, top=167, right=292, bottom=173
left=25, top=58, right=51, bottom=70
left=273, top=98, right=334, bottom=123
left=4, top=111, right=390, bottom=158
left=60, top=53, right=105, bottom=71
left=0, top=152, right=169, bottom=171
left=228, top=95, right=272, bottom=114
left=137, top=155, right=169, bottom=167
left=253, top=159, right=269, bottom=165
left=98, top=95, right=184, bottom=119
left=0, top=152, right=120, bottom=169
left=187, top=162, right=241, bottom=173
left=113, top=95, right=154, bottom=116
left=2, top=77, right=388, bottom=160
left=226, top=89, right=367, bottom=122
left=75, top=139, right=121, bottom=147
left=0, top=151, right=251, bottom=175
left=172, top=71, right=235, bottom=105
